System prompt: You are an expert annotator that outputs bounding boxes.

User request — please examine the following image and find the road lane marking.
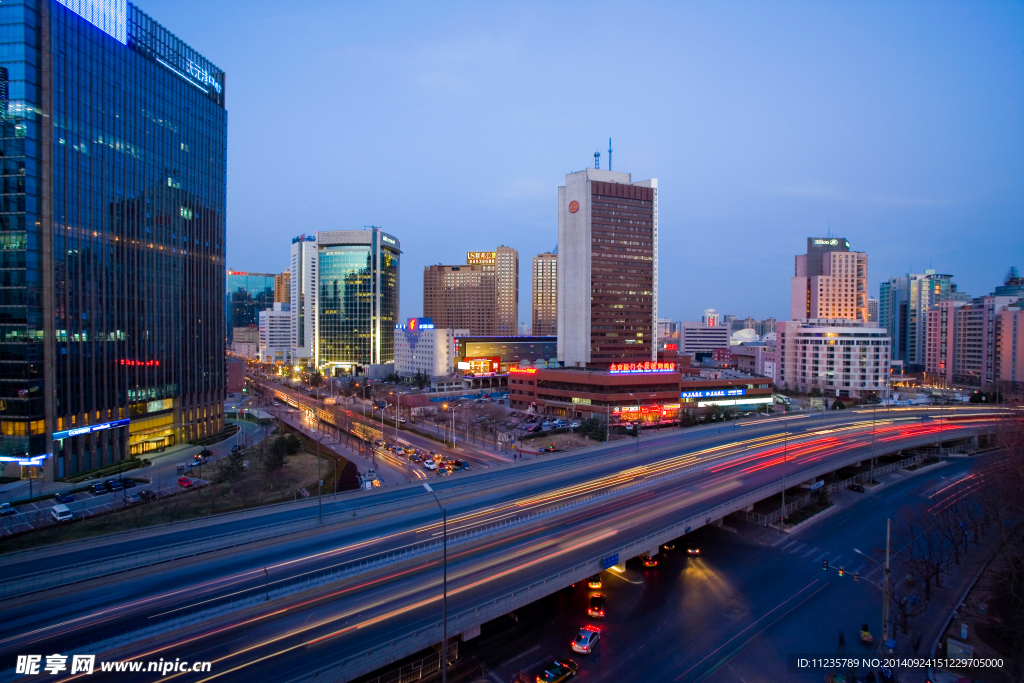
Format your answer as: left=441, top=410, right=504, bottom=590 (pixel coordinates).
left=802, top=546, right=819, bottom=558
left=789, top=543, right=806, bottom=554
left=780, top=541, right=797, bottom=551
left=830, top=555, right=842, bottom=565
left=813, top=551, right=830, bottom=562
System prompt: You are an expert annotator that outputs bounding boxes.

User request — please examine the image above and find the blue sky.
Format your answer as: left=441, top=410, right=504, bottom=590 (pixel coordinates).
left=143, top=0, right=1024, bottom=324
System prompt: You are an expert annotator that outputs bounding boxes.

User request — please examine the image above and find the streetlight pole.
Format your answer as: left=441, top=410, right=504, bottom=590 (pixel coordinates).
left=883, top=517, right=891, bottom=642
left=422, top=483, right=448, bottom=683
left=396, top=394, right=402, bottom=439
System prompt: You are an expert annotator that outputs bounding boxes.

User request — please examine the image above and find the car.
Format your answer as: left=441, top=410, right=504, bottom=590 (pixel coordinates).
left=125, top=492, right=142, bottom=504
left=662, top=541, right=676, bottom=551
left=53, top=492, right=76, bottom=504
left=50, top=504, right=73, bottom=522
left=587, top=574, right=602, bottom=589
left=436, top=467, right=451, bottom=476
left=458, top=460, right=471, bottom=471
left=139, top=489, right=157, bottom=501
left=685, top=541, right=700, bottom=555
left=398, top=417, right=407, bottom=423
left=104, top=479, right=124, bottom=492
left=120, top=478, right=137, bottom=489
left=177, top=476, right=194, bottom=488
left=536, top=659, right=579, bottom=683
left=571, top=626, right=601, bottom=654
left=570, top=421, right=581, bottom=428
left=587, top=594, right=606, bottom=618
left=642, top=555, right=659, bottom=568
left=423, top=460, right=437, bottom=471
left=850, top=483, right=866, bottom=493
left=90, top=482, right=108, bottom=495
left=0, top=502, right=15, bottom=516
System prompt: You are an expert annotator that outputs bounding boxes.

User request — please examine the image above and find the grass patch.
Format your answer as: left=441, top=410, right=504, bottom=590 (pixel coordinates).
left=785, top=499, right=834, bottom=526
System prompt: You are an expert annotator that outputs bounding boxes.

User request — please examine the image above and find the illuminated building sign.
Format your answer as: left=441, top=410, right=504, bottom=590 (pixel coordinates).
left=396, top=318, right=435, bottom=331
left=569, top=200, right=580, bottom=213
left=120, top=359, right=161, bottom=366
left=0, top=453, right=50, bottom=465
left=664, top=343, right=678, bottom=350
left=813, top=238, right=840, bottom=246
left=57, top=0, right=127, bottom=44
left=681, top=388, right=746, bottom=399
left=53, top=418, right=130, bottom=440
left=466, top=251, right=497, bottom=265
left=381, top=234, right=397, bottom=246
left=608, top=362, right=676, bottom=374
left=509, top=367, right=537, bottom=375
left=460, top=356, right=500, bottom=374
left=611, top=403, right=682, bottom=425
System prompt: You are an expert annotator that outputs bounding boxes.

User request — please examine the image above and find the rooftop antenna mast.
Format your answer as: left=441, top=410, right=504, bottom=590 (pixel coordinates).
left=608, top=138, right=613, bottom=171
left=594, top=151, right=600, bottom=170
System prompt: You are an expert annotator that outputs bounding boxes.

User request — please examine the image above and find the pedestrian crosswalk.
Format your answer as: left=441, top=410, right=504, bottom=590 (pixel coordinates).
left=776, top=541, right=883, bottom=581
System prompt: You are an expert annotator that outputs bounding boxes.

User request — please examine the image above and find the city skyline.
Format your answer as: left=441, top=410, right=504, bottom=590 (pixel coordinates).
left=146, top=0, right=1023, bottom=324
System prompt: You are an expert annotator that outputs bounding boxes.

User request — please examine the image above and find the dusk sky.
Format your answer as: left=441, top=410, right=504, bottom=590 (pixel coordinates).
left=144, top=0, right=1024, bottom=325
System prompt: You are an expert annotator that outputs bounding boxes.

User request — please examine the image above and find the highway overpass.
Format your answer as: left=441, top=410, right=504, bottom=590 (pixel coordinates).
left=0, top=406, right=1005, bottom=683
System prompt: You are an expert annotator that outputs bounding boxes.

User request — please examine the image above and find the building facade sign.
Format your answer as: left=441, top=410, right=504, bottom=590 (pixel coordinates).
left=681, top=388, right=747, bottom=399
left=609, top=361, right=676, bottom=374
left=53, top=418, right=131, bottom=441
left=466, top=251, right=497, bottom=265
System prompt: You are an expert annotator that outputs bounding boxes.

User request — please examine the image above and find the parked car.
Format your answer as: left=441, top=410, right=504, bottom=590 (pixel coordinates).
left=119, top=478, right=137, bottom=489
left=0, top=503, right=16, bottom=516
left=90, top=483, right=108, bottom=495
left=125, top=492, right=142, bottom=504
left=53, top=491, right=76, bottom=504
left=104, top=479, right=124, bottom=492
left=570, top=422, right=581, bottom=428
left=139, top=489, right=158, bottom=501
left=50, top=504, right=73, bottom=523
left=850, top=483, right=866, bottom=493
left=177, top=476, right=194, bottom=488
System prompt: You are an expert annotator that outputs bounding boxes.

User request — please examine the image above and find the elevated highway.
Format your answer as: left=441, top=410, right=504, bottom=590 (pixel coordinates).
left=0, top=406, right=1005, bottom=683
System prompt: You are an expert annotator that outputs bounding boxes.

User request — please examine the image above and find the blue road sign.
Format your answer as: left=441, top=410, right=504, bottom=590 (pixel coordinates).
left=602, top=554, right=619, bottom=569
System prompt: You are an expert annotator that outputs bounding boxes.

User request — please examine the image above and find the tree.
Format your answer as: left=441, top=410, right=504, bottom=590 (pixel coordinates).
left=284, top=433, right=303, bottom=455
left=578, top=418, right=605, bottom=441
left=263, top=437, right=288, bottom=475
left=832, top=399, right=846, bottom=410
left=219, top=449, right=247, bottom=482
left=308, top=370, right=323, bottom=388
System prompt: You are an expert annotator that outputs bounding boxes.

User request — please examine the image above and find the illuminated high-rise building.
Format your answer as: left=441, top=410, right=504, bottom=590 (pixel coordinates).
left=790, top=237, right=869, bottom=322
left=424, top=247, right=519, bottom=336
left=532, top=252, right=557, bottom=336
left=0, top=0, right=227, bottom=482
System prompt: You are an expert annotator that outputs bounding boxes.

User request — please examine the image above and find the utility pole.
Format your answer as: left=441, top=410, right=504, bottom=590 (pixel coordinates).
left=779, top=428, right=788, bottom=533
left=882, top=518, right=891, bottom=642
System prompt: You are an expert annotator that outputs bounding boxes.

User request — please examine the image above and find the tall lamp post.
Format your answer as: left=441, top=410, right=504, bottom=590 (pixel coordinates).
left=779, top=427, right=788, bottom=533
left=854, top=517, right=892, bottom=644
left=422, top=483, right=448, bottom=683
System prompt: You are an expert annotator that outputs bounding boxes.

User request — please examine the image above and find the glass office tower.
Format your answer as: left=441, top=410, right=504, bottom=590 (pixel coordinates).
left=316, top=229, right=400, bottom=373
left=0, top=1, right=227, bottom=480
left=226, top=271, right=275, bottom=342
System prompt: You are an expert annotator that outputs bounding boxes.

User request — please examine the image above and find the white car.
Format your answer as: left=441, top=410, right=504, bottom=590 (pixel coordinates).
left=570, top=422, right=581, bottom=428
left=571, top=626, right=601, bottom=654
left=423, top=460, right=437, bottom=471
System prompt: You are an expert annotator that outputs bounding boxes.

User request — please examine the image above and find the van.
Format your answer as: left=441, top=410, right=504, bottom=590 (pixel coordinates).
left=51, top=504, right=73, bottom=523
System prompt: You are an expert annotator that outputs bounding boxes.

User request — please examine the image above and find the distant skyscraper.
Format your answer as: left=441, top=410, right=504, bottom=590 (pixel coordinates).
left=790, top=237, right=868, bottom=322
left=703, top=309, right=721, bottom=327
left=290, top=236, right=317, bottom=361
left=316, top=229, right=401, bottom=371
left=532, top=252, right=558, bottom=336
left=878, top=270, right=958, bottom=370
left=868, top=297, right=879, bottom=324
left=274, top=271, right=291, bottom=304
left=226, top=271, right=276, bottom=343
left=557, top=168, right=658, bottom=368
left=424, top=247, right=519, bottom=336
left=0, top=1, right=227, bottom=482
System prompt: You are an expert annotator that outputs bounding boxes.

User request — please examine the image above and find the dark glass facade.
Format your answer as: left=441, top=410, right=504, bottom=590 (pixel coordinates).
left=316, top=229, right=399, bottom=370
left=0, top=0, right=226, bottom=479
left=226, top=271, right=274, bottom=341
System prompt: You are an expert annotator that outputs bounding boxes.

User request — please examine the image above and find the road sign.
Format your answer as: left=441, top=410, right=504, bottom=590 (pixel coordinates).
left=602, top=554, right=619, bottom=569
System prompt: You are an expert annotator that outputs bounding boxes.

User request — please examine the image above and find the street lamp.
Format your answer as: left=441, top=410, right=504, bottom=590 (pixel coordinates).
left=779, top=427, right=788, bottom=533
left=422, top=483, right=448, bottom=683
left=854, top=519, right=892, bottom=644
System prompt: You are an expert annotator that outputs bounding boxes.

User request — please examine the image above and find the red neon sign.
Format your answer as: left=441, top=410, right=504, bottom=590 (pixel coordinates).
left=665, top=343, right=678, bottom=350
left=120, top=359, right=161, bottom=366
left=609, top=361, right=676, bottom=374
left=509, top=367, right=537, bottom=374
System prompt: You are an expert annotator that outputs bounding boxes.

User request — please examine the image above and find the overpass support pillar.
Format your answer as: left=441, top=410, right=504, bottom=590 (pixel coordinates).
left=744, top=504, right=754, bottom=512
left=613, top=561, right=626, bottom=572
left=852, top=461, right=861, bottom=468
left=645, top=547, right=659, bottom=558
left=460, top=624, right=480, bottom=641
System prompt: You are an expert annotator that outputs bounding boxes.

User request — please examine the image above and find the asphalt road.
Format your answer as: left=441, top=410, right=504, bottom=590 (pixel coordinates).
left=463, top=456, right=982, bottom=683
left=0, top=406, right=1002, bottom=683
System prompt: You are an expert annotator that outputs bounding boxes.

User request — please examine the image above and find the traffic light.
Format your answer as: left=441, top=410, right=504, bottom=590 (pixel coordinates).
left=854, top=571, right=859, bottom=582
left=823, top=560, right=829, bottom=571
left=838, top=567, right=845, bottom=577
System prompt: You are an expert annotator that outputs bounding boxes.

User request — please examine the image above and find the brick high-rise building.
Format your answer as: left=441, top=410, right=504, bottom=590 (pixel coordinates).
left=532, top=252, right=557, bottom=336
left=557, top=169, right=658, bottom=368
left=790, top=238, right=868, bottom=323
left=423, top=247, right=519, bottom=336
left=274, top=271, right=291, bottom=304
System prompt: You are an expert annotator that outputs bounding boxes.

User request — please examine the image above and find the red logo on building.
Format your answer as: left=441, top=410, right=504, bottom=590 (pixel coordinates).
left=408, top=318, right=418, bottom=331
left=568, top=200, right=579, bottom=214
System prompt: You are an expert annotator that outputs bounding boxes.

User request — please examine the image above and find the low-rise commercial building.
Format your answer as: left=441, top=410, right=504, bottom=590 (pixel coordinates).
left=455, top=335, right=558, bottom=375
left=230, top=326, right=259, bottom=360
left=679, top=375, right=774, bottom=410
left=776, top=319, right=891, bottom=398
left=394, top=318, right=467, bottom=379
left=680, top=322, right=731, bottom=355
left=509, top=363, right=681, bottom=427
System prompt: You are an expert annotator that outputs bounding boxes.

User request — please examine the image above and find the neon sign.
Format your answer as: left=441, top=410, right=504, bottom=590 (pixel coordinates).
left=681, top=388, right=746, bottom=399
left=120, top=359, right=161, bottom=366
left=609, top=362, right=676, bottom=374
left=53, top=418, right=130, bottom=440
left=813, top=238, right=840, bottom=246
left=0, top=453, right=50, bottom=465
left=467, top=251, right=497, bottom=265
left=664, top=343, right=678, bottom=350
left=396, top=318, right=435, bottom=331
left=509, top=367, right=537, bottom=375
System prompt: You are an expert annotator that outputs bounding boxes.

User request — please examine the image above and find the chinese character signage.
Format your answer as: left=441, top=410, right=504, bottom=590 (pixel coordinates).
left=680, top=388, right=746, bottom=399
left=466, top=251, right=497, bottom=265
left=608, top=362, right=676, bottom=374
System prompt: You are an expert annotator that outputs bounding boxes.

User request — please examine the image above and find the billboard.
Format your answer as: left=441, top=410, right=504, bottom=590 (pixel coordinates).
left=466, top=251, right=497, bottom=265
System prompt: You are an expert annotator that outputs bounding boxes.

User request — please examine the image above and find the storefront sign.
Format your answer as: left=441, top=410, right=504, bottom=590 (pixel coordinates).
left=681, top=388, right=746, bottom=399
left=53, top=418, right=130, bottom=441
left=609, top=361, right=676, bottom=374
left=509, top=367, right=537, bottom=375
